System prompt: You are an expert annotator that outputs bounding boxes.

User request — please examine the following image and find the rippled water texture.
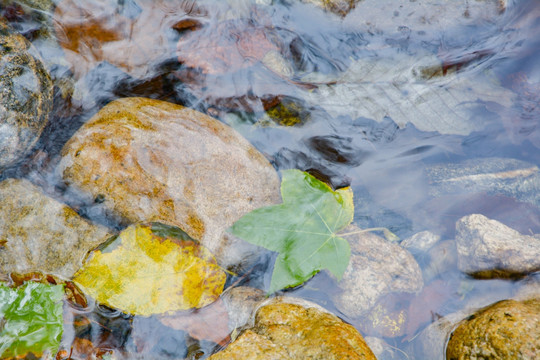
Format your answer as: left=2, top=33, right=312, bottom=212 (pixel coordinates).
left=1, top=0, right=539, bottom=358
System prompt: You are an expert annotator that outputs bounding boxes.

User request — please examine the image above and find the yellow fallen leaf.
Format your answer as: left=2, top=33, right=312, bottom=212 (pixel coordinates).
left=73, top=223, right=226, bottom=316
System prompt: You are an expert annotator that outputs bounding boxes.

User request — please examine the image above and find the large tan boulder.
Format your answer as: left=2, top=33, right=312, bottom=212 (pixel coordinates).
left=210, top=298, right=376, bottom=359
left=446, top=298, right=540, bottom=360
left=58, top=97, right=281, bottom=268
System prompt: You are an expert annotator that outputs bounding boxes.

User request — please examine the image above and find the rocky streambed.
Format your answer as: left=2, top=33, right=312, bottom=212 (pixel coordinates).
left=0, top=0, right=539, bottom=359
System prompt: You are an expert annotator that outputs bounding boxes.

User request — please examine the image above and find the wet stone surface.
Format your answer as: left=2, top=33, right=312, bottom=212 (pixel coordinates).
left=446, top=298, right=540, bottom=360
left=58, top=97, right=281, bottom=269
left=0, top=16, right=53, bottom=171
left=332, top=225, right=424, bottom=319
left=210, top=298, right=377, bottom=360
left=0, top=0, right=538, bottom=359
left=426, top=157, right=540, bottom=209
left=400, top=230, right=441, bottom=254
left=221, top=286, right=266, bottom=331
left=456, top=214, right=540, bottom=278
left=0, top=178, right=112, bottom=279
left=301, top=0, right=360, bottom=16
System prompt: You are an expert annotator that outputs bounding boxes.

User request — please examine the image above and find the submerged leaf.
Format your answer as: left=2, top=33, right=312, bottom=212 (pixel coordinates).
left=230, top=170, right=353, bottom=292
left=0, top=282, right=64, bottom=358
left=301, top=53, right=515, bottom=136
left=73, top=223, right=226, bottom=316
left=54, top=0, right=205, bottom=79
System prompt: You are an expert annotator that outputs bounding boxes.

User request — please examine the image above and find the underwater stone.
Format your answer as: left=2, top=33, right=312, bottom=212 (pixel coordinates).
left=333, top=225, right=423, bottom=318
left=0, top=17, right=53, bottom=171
left=58, top=97, right=281, bottom=269
left=0, top=178, right=112, bottom=278
left=446, top=298, right=540, bottom=360
left=456, top=214, right=540, bottom=278
left=210, top=297, right=377, bottom=359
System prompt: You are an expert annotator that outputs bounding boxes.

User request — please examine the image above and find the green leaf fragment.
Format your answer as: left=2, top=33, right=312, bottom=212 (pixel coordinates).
left=230, top=169, right=354, bottom=292
left=0, top=282, right=64, bottom=358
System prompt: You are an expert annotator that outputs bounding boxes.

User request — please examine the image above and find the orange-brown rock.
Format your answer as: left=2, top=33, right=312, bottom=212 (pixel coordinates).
left=210, top=300, right=377, bottom=359
left=58, top=97, right=281, bottom=268
left=446, top=298, right=540, bottom=360
left=210, top=330, right=289, bottom=360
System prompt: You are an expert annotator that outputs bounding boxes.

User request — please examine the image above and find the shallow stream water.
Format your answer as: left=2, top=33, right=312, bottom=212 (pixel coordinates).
left=1, top=0, right=540, bottom=358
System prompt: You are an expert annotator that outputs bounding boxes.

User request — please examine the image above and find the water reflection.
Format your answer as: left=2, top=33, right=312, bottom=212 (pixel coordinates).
left=1, top=0, right=539, bottom=358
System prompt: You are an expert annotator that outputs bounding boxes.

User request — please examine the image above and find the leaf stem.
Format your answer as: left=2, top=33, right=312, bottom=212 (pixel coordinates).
left=338, top=227, right=399, bottom=241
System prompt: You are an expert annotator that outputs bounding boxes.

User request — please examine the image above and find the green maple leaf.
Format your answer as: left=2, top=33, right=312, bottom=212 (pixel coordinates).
left=0, top=282, right=64, bottom=358
left=230, top=169, right=354, bottom=292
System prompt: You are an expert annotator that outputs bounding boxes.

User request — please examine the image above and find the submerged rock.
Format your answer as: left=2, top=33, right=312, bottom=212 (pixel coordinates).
left=210, top=298, right=376, bottom=359
left=364, top=337, right=407, bottom=360
left=409, top=309, right=468, bottom=360
left=361, top=299, right=408, bottom=338
left=426, top=157, right=540, bottom=209
left=344, top=0, right=505, bottom=35
left=409, top=279, right=538, bottom=359
left=456, top=214, right=540, bottom=278
left=302, top=53, right=514, bottom=136
left=0, top=16, right=53, bottom=171
left=58, top=97, right=281, bottom=268
left=446, top=298, right=540, bottom=360
left=0, top=178, right=111, bottom=278
left=422, top=240, right=459, bottom=283
left=301, top=0, right=360, bottom=16
left=515, top=277, right=540, bottom=301
left=220, top=286, right=266, bottom=333
left=400, top=230, right=441, bottom=254
left=332, top=226, right=423, bottom=318
left=211, top=330, right=289, bottom=360
left=53, top=0, right=187, bottom=80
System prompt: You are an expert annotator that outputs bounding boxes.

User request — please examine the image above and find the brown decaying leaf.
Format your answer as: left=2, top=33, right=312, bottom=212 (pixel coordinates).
left=56, top=338, right=113, bottom=360
left=54, top=0, right=206, bottom=79
left=160, top=298, right=231, bottom=346
left=172, top=18, right=203, bottom=32
left=177, top=20, right=279, bottom=75
left=9, top=272, right=87, bottom=308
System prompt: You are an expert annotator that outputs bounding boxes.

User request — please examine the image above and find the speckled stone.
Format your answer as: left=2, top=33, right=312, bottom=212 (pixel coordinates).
left=58, top=97, right=281, bottom=269
left=210, top=330, right=290, bottom=360
left=210, top=300, right=376, bottom=359
left=426, top=157, right=540, bottom=209
left=446, top=298, right=540, bottom=360
left=0, top=17, right=53, bottom=171
left=0, top=178, right=112, bottom=278
left=221, top=286, right=266, bottom=331
left=332, top=225, right=424, bottom=318
left=456, top=214, right=540, bottom=278
left=3, top=0, right=54, bottom=12
left=400, top=230, right=440, bottom=253
left=302, top=0, right=360, bottom=16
